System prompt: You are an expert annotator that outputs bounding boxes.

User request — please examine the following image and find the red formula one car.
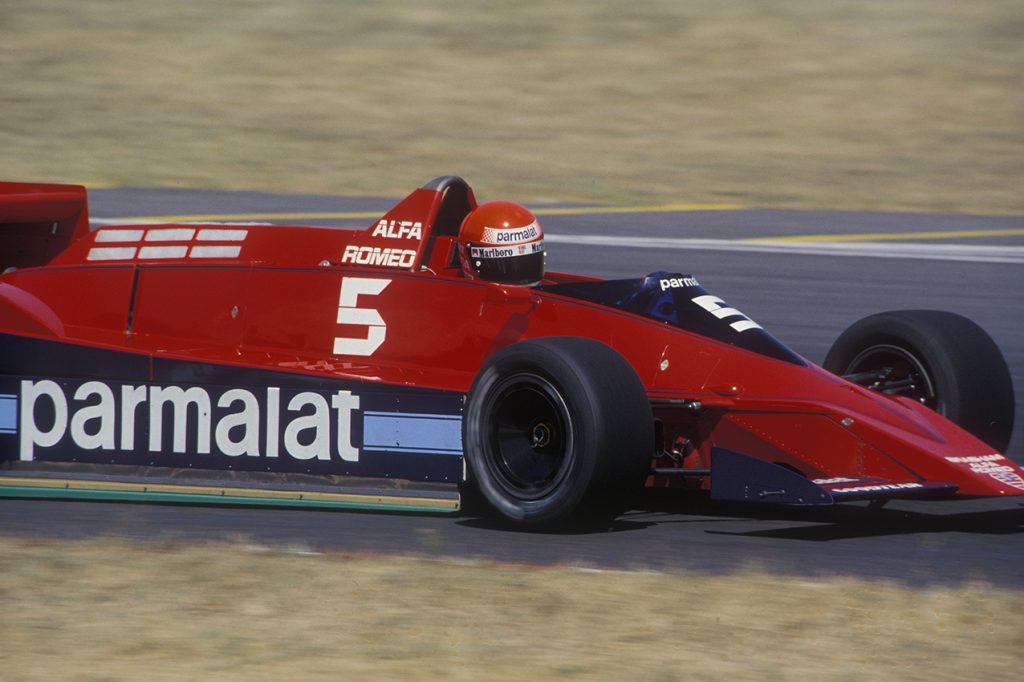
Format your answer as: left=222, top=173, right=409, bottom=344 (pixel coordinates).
left=0, top=177, right=1020, bottom=528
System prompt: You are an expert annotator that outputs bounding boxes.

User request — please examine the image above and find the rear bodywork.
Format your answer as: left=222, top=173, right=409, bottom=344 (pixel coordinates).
left=2, top=177, right=1022, bottom=512
left=0, top=182, right=91, bottom=272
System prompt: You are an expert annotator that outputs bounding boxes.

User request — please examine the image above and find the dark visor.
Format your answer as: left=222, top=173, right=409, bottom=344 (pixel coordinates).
left=473, top=249, right=544, bottom=286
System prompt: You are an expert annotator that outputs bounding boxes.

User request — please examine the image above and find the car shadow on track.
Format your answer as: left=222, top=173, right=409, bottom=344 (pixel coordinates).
left=455, top=514, right=657, bottom=535
left=455, top=490, right=1024, bottom=537
left=632, top=491, right=1024, bottom=540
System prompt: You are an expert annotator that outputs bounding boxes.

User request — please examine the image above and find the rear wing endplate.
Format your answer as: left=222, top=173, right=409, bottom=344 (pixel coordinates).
left=0, top=182, right=90, bottom=272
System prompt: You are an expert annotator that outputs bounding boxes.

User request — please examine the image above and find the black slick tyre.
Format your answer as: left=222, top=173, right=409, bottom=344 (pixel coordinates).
left=463, top=337, right=654, bottom=529
left=824, top=310, right=1015, bottom=453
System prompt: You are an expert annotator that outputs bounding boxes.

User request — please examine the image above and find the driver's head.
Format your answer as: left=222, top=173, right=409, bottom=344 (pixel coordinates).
left=457, top=201, right=545, bottom=286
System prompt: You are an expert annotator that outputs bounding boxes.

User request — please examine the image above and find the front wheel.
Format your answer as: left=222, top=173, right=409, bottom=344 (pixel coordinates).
left=463, top=337, right=654, bottom=529
left=824, top=310, right=1015, bottom=453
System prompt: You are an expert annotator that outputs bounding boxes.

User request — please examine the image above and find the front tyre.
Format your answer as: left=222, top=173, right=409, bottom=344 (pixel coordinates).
left=463, top=337, right=654, bottom=529
left=824, top=310, right=1015, bottom=453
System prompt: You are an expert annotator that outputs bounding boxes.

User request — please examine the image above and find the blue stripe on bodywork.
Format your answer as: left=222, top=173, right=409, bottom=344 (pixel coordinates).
left=362, top=411, right=462, bottom=455
left=0, top=333, right=467, bottom=482
left=0, top=394, right=16, bottom=434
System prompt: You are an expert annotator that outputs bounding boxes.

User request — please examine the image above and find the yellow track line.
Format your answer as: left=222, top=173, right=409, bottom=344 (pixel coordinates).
left=744, top=228, right=1024, bottom=243
left=96, top=203, right=742, bottom=224
left=534, top=203, right=742, bottom=216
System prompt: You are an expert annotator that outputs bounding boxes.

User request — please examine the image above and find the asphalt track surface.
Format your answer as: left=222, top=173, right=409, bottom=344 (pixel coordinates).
left=3, top=186, right=1023, bottom=586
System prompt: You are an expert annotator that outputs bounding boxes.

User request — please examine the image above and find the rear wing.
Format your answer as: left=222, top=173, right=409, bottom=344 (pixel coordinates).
left=0, top=182, right=91, bottom=272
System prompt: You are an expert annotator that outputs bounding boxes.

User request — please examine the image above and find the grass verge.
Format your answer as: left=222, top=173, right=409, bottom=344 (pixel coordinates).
left=2, top=0, right=1022, bottom=212
left=1, top=536, right=1021, bottom=681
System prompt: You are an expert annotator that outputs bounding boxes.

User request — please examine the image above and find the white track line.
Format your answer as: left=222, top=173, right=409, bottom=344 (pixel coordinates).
left=544, top=235, right=1024, bottom=264
left=90, top=217, right=1023, bottom=264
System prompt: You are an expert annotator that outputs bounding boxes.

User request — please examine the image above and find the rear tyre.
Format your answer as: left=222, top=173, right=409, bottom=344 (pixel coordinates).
left=824, top=310, right=1014, bottom=453
left=463, top=337, right=654, bottom=529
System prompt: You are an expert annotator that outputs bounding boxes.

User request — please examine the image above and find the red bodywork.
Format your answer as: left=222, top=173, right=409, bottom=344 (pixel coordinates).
left=2, top=177, right=1022, bottom=504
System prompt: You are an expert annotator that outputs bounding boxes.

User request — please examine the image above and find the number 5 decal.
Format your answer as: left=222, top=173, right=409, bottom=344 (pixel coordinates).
left=691, top=294, right=762, bottom=333
left=334, top=277, right=391, bottom=356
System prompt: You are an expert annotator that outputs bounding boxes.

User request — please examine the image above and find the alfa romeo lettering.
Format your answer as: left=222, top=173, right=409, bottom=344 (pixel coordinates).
left=371, top=219, right=423, bottom=240
left=17, top=379, right=361, bottom=463
left=341, top=245, right=416, bottom=268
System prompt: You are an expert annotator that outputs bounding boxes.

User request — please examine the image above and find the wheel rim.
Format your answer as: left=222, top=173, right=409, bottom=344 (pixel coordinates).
left=845, top=344, right=938, bottom=409
left=483, top=373, right=574, bottom=501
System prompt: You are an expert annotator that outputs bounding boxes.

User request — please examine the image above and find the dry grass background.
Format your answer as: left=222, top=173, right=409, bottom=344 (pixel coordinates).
left=2, top=0, right=1022, bottom=211
left=3, top=2, right=1023, bottom=678
left=1, top=537, right=1022, bottom=681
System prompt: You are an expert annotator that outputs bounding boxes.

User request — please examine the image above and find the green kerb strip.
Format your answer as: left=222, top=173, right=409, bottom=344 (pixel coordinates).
left=0, top=485, right=458, bottom=514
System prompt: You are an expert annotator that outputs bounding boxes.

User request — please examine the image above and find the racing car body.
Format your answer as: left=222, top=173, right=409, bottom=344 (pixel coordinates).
left=1, top=177, right=1020, bottom=526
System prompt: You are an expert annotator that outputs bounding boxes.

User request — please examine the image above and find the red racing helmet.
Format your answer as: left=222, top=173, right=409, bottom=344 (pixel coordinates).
left=457, top=200, right=545, bottom=286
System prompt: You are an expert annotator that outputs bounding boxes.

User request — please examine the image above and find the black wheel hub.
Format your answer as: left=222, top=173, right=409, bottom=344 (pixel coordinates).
left=485, top=374, right=574, bottom=501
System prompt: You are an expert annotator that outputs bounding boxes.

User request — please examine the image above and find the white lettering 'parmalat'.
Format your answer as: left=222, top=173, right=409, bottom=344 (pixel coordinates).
left=17, top=380, right=360, bottom=463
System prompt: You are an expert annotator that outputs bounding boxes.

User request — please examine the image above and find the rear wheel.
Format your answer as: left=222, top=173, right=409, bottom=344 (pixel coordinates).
left=463, top=337, right=654, bottom=529
left=824, top=310, right=1014, bottom=453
